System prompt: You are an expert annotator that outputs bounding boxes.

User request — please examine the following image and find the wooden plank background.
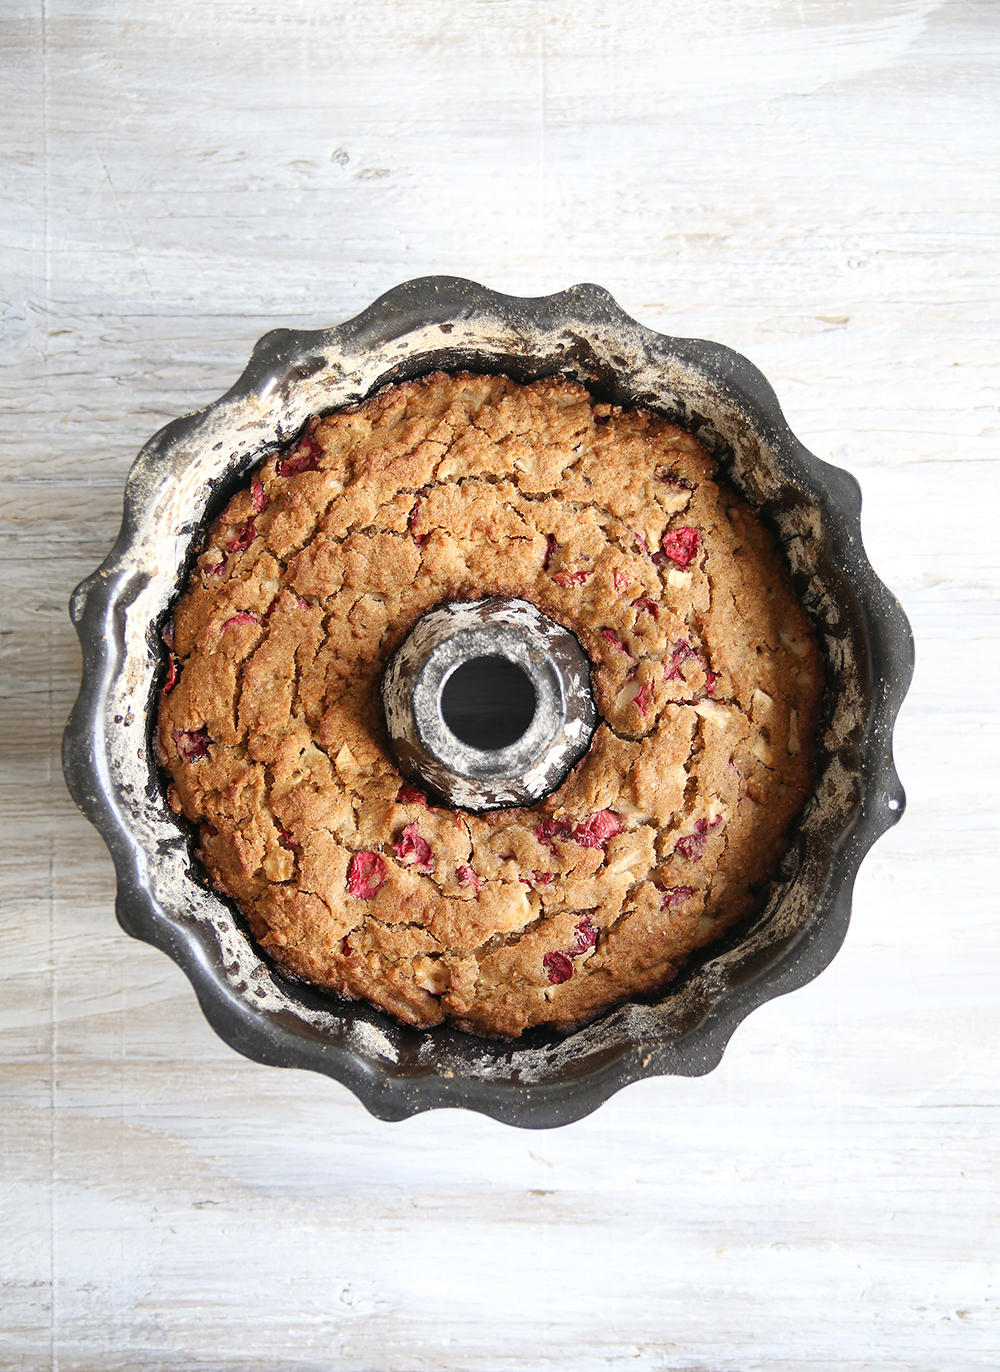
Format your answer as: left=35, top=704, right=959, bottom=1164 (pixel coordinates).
left=2, top=1, right=998, bottom=1368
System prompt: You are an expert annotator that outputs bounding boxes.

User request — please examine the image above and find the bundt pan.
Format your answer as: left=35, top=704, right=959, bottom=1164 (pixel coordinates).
left=63, top=278, right=912, bottom=1127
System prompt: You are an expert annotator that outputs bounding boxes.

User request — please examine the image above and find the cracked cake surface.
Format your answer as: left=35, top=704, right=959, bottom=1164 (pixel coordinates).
left=156, top=371, right=823, bottom=1037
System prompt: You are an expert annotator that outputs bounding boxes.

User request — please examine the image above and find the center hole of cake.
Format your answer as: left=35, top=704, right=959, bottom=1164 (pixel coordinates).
left=440, top=655, right=537, bottom=752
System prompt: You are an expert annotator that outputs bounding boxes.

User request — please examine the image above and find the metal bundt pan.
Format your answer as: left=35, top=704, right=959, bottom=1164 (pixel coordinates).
left=63, top=277, right=913, bottom=1127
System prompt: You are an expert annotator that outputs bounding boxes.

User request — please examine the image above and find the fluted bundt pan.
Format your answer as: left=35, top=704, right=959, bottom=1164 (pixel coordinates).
left=63, top=278, right=912, bottom=1127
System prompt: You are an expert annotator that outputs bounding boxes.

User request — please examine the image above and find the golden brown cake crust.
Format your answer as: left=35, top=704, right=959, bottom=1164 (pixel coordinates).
left=156, top=372, right=823, bottom=1037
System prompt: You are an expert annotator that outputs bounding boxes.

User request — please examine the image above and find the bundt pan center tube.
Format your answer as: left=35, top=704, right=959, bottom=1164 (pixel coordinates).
left=382, top=595, right=598, bottom=811
left=62, top=278, right=913, bottom=1127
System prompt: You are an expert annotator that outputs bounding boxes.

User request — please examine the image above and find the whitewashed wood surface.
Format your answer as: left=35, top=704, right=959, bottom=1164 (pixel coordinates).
left=2, top=1, right=998, bottom=1368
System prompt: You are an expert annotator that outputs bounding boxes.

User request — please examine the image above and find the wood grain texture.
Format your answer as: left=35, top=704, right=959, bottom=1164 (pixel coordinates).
left=2, top=1, right=998, bottom=1368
